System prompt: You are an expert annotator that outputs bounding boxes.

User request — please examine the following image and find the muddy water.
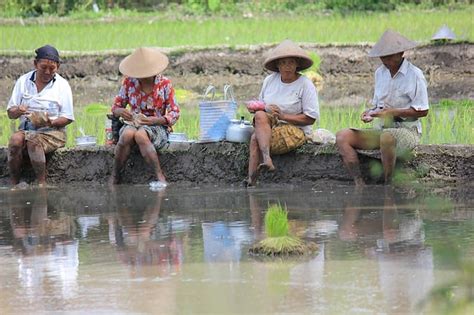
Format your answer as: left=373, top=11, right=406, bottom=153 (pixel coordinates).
left=0, top=184, right=472, bottom=314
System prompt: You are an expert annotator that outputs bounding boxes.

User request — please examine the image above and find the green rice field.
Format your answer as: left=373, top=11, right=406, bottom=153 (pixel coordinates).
left=1, top=9, right=472, bottom=52
left=0, top=100, right=472, bottom=147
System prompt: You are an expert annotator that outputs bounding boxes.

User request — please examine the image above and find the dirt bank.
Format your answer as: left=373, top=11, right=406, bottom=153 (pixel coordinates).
left=1, top=43, right=472, bottom=107
left=0, top=143, right=472, bottom=186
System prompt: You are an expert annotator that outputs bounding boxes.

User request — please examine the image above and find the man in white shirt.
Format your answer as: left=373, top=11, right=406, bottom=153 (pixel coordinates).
left=7, top=45, right=74, bottom=187
left=336, top=30, right=429, bottom=186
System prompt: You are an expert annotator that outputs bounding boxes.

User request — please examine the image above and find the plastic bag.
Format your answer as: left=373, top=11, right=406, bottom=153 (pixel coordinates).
left=309, top=128, right=336, bottom=144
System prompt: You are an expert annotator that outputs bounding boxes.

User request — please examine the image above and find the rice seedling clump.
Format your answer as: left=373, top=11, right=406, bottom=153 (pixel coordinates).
left=249, top=203, right=318, bottom=256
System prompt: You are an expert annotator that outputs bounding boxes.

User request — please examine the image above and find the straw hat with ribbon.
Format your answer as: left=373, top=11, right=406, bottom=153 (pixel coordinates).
left=119, top=47, right=169, bottom=78
left=263, top=39, right=313, bottom=72
left=368, top=30, right=418, bottom=58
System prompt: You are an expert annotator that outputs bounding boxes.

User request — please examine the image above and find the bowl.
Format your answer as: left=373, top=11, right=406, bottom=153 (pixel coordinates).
left=168, top=132, right=188, bottom=142
left=76, top=136, right=97, bottom=146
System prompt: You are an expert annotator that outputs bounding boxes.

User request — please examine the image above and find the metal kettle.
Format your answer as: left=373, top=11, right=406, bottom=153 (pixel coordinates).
left=226, top=116, right=254, bottom=143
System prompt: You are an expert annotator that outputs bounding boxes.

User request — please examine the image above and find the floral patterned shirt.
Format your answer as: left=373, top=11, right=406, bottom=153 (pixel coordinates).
left=112, top=75, right=180, bottom=126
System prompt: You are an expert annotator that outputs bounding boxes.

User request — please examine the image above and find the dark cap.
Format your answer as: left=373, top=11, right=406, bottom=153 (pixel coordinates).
left=35, top=45, right=61, bottom=63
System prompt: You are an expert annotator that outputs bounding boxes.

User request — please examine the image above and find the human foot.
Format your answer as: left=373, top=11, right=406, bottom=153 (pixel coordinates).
left=242, top=178, right=256, bottom=188
left=257, top=162, right=276, bottom=172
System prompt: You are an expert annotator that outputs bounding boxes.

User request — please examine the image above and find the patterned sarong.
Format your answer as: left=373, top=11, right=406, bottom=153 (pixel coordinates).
left=23, top=130, right=66, bottom=153
left=120, top=125, right=169, bottom=151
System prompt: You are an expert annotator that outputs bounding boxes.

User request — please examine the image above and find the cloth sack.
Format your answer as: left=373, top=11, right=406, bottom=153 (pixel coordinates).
left=270, top=122, right=306, bottom=155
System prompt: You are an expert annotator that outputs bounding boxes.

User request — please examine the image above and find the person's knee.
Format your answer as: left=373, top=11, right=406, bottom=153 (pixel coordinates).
left=8, top=133, right=25, bottom=149
left=134, top=131, right=150, bottom=146
left=380, top=132, right=396, bottom=148
left=254, top=111, right=269, bottom=126
left=336, top=129, right=352, bottom=147
left=118, top=130, right=135, bottom=146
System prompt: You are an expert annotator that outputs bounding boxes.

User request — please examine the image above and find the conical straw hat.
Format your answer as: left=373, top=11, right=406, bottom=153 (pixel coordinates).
left=119, top=47, right=169, bottom=78
left=368, top=30, right=418, bottom=58
left=264, top=39, right=313, bottom=72
left=432, top=25, right=456, bottom=40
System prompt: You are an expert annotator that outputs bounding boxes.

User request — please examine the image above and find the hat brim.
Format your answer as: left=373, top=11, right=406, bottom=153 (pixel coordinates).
left=368, top=43, right=418, bottom=57
left=264, top=55, right=313, bottom=72
left=119, top=48, right=169, bottom=78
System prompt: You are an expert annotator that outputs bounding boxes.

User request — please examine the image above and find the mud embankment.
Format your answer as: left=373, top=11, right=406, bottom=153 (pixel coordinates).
left=1, top=43, right=473, bottom=107
left=0, top=143, right=472, bottom=186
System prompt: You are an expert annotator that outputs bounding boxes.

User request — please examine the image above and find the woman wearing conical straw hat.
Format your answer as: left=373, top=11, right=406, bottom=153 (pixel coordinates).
left=110, top=47, right=180, bottom=185
left=336, top=30, right=429, bottom=186
left=244, top=39, right=320, bottom=187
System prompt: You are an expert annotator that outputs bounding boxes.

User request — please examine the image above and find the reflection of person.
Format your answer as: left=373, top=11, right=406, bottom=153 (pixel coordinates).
left=336, top=30, right=429, bottom=186
left=7, top=45, right=74, bottom=187
left=110, top=47, right=180, bottom=185
left=109, top=188, right=183, bottom=278
left=338, top=187, right=433, bottom=312
left=244, top=39, right=319, bottom=187
left=9, top=188, right=78, bottom=298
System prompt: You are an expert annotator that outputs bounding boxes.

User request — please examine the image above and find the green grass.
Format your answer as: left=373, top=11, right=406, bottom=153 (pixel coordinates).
left=0, top=100, right=471, bottom=147
left=1, top=9, right=472, bottom=52
left=265, top=203, right=289, bottom=238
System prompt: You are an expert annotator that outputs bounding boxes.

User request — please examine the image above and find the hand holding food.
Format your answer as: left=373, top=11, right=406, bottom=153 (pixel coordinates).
left=246, top=100, right=266, bottom=113
left=27, top=111, right=50, bottom=128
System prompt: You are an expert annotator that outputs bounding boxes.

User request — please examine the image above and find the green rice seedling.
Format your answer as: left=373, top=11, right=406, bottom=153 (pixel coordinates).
left=265, top=203, right=289, bottom=238
left=1, top=9, right=471, bottom=51
left=249, top=203, right=318, bottom=256
left=83, top=103, right=110, bottom=114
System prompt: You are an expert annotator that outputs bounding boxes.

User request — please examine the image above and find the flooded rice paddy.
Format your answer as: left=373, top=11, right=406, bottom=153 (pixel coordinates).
left=0, top=184, right=472, bottom=314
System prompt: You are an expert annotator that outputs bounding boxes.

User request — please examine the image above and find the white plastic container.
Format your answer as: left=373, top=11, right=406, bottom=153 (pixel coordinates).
left=76, top=136, right=97, bottom=147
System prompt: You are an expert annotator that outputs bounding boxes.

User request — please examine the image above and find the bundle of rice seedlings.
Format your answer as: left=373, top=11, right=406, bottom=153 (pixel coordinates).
left=249, top=203, right=318, bottom=256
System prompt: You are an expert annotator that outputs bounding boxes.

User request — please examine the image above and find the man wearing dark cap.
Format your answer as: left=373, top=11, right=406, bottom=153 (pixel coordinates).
left=6, top=45, right=74, bottom=188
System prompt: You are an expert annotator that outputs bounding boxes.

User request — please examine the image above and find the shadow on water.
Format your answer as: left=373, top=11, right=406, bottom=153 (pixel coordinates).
left=0, top=183, right=472, bottom=314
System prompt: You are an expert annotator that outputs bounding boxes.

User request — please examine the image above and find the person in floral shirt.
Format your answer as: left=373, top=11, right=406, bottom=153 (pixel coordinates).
left=110, top=47, right=180, bottom=185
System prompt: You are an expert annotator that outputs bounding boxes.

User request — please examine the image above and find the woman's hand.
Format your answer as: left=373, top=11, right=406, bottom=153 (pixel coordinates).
left=135, top=114, right=153, bottom=126
left=115, top=108, right=133, bottom=121
left=268, top=104, right=282, bottom=119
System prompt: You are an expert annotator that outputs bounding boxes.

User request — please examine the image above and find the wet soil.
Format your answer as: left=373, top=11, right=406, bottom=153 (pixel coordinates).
left=0, top=143, right=472, bottom=187
left=1, top=43, right=472, bottom=107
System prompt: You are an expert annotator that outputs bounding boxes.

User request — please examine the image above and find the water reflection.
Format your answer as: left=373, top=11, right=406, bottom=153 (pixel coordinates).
left=0, top=184, right=471, bottom=314
left=337, top=187, right=434, bottom=313
left=107, top=188, right=184, bottom=278
left=8, top=188, right=79, bottom=299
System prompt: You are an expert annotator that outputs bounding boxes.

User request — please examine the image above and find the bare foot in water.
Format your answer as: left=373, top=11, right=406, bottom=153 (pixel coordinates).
left=243, top=178, right=256, bottom=188
left=108, top=175, right=120, bottom=187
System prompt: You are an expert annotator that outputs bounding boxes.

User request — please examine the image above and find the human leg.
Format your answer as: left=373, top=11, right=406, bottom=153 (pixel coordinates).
left=379, top=132, right=397, bottom=184
left=245, top=133, right=262, bottom=187
left=253, top=111, right=275, bottom=171
left=26, top=140, right=47, bottom=186
left=336, top=128, right=380, bottom=186
left=135, top=128, right=166, bottom=183
left=8, top=131, right=25, bottom=185
left=110, top=127, right=136, bottom=184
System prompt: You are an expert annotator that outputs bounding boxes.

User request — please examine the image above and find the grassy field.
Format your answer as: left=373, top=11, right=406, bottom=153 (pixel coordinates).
left=0, top=100, right=472, bottom=147
left=1, top=9, right=472, bottom=52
